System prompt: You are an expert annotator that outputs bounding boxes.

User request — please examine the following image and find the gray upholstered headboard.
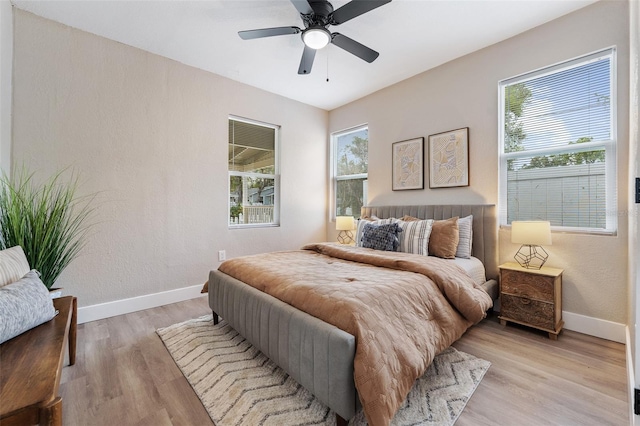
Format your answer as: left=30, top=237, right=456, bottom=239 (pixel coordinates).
left=361, top=204, right=498, bottom=280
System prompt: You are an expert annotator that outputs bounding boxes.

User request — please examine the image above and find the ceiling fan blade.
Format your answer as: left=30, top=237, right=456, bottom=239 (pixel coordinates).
left=331, top=0, right=391, bottom=25
left=298, top=45, right=316, bottom=75
left=331, top=33, right=379, bottom=63
left=238, top=26, right=301, bottom=40
left=290, top=0, right=313, bottom=15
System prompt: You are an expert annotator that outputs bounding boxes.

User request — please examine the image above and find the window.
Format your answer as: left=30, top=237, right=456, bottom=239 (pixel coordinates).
left=499, top=48, right=616, bottom=233
left=228, top=117, right=279, bottom=227
left=331, top=125, right=368, bottom=219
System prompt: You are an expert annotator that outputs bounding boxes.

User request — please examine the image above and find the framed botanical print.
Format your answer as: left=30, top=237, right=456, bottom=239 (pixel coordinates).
left=392, top=137, right=424, bottom=190
left=428, top=128, right=469, bottom=188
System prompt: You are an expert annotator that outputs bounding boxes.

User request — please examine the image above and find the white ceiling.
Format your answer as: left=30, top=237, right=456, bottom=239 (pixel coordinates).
left=11, top=0, right=597, bottom=111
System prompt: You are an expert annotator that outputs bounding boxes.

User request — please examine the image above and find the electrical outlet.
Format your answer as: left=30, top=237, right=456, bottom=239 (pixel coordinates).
left=218, top=250, right=226, bottom=261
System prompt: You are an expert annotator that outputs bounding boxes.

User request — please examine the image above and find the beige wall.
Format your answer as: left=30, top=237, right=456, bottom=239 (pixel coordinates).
left=0, top=1, right=12, bottom=173
left=9, top=3, right=632, bottom=325
left=11, top=10, right=328, bottom=307
left=329, top=1, right=630, bottom=324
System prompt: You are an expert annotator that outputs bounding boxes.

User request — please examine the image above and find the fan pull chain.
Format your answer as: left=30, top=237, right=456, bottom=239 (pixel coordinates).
left=326, top=49, right=330, bottom=82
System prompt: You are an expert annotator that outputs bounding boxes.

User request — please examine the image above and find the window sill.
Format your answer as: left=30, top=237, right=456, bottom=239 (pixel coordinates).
left=228, top=223, right=280, bottom=230
left=500, top=224, right=616, bottom=237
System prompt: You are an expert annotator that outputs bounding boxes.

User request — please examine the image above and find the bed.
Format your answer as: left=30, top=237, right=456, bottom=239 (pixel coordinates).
left=208, top=204, right=497, bottom=425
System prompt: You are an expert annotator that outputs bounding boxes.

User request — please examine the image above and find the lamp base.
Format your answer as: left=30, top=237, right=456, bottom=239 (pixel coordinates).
left=514, top=244, right=548, bottom=269
left=337, top=230, right=354, bottom=245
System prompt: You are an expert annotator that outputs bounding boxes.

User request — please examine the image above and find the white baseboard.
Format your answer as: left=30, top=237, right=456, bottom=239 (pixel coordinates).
left=562, top=311, right=626, bottom=343
left=78, top=288, right=626, bottom=344
left=494, top=305, right=625, bottom=343
left=77, top=285, right=207, bottom=324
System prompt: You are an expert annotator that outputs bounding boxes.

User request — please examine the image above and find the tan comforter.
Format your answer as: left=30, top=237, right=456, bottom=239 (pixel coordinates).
left=217, top=243, right=493, bottom=426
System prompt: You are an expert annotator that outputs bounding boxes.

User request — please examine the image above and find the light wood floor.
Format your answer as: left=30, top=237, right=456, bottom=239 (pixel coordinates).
left=60, top=297, right=628, bottom=425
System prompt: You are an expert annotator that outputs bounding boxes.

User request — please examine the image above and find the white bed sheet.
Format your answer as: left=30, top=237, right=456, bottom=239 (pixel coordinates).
left=452, top=256, right=486, bottom=286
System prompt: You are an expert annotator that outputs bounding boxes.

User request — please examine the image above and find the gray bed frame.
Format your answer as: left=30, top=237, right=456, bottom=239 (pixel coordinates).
left=209, top=204, right=497, bottom=423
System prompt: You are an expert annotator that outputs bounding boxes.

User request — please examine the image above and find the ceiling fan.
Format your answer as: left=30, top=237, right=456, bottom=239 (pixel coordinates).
left=238, top=0, right=391, bottom=75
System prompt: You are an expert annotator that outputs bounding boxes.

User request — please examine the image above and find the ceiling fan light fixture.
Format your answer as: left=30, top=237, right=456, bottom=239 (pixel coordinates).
left=302, top=27, right=331, bottom=50
left=239, top=0, right=392, bottom=74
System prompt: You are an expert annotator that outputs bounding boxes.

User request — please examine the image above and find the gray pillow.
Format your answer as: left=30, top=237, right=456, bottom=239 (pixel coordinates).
left=361, top=222, right=402, bottom=252
left=0, top=270, right=57, bottom=344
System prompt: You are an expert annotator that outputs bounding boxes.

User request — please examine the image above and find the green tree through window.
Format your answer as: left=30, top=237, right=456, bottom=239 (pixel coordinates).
left=333, top=126, right=368, bottom=218
left=499, top=48, right=615, bottom=232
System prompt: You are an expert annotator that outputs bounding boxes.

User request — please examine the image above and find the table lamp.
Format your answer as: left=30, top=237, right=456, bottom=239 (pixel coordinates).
left=336, top=216, right=355, bottom=245
left=511, top=221, right=552, bottom=269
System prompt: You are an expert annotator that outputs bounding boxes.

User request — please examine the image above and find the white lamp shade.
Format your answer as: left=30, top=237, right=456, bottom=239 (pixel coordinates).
left=336, top=216, right=355, bottom=231
left=511, top=221, right=552, bottom=246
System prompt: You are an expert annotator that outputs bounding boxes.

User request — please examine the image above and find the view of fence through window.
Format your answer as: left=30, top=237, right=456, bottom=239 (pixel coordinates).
left=228, top=118, right=279, bottom=227
left=500, top=49, right=615, bottom=231
left=334, top=126, right=368, bottom=219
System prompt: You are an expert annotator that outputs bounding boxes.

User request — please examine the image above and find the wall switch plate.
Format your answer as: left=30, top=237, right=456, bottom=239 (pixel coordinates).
left=218, top=250, right=226, bottom=261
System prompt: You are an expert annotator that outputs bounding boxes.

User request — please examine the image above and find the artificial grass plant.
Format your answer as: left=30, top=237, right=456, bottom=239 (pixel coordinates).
left=0, top=167, right=96, bottom=289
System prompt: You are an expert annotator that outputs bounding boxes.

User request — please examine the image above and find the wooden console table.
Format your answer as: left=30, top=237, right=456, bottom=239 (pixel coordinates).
left=0, top=296, right=77, bottom=426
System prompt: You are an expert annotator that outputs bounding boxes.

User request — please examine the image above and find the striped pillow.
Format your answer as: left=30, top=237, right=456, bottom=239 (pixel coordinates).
left=396, top=219, right=434, bottom=255
left=455, top=215, right=473, bottom=259
left=0, top=246, right=31, bottom=288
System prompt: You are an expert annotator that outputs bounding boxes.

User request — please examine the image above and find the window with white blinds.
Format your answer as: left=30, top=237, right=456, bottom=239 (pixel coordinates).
left=498, top=48, right=616, bottom=233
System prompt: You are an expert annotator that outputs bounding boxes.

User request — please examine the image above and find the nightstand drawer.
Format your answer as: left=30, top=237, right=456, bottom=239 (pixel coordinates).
left=501, top=294, right=555, bottom=330
left=501, top=269, right=554, bottom=302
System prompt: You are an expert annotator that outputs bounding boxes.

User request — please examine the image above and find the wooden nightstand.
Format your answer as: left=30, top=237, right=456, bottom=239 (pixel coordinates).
left=498, top=262, right=564, bottom=340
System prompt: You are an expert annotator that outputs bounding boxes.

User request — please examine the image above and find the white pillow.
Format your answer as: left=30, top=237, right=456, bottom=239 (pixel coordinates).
left=0, top=246, right=31, bottom=288
left=0, top=270, right=57, bottom=344
left=396, top=219, right=434, bottom=255
left=455, top=215, right=473, bottom=259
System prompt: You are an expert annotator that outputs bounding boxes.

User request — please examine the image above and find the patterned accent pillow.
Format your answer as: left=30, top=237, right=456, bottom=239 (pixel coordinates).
left=361, top=222, right=403, bottom=252
left=396, top=219, right=434, bottom=255
left=455, top=215, right=473, bottom=259
left=355, top=217, right=396, bottom=247
left=0, top=270, right=57, bottom=344
left=0, top=246, right=31, bottom=288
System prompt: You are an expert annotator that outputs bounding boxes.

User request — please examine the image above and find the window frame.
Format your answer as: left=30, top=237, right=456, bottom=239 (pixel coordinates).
left=498, top=48, right=617, bottom=235
left=228, top=115, right=281, bottom=229
left=330, top=124, right=368, bottom=222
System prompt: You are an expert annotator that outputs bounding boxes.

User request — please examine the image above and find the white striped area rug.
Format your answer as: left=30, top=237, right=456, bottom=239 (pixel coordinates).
left=157, top=315, right=490, bottom=426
